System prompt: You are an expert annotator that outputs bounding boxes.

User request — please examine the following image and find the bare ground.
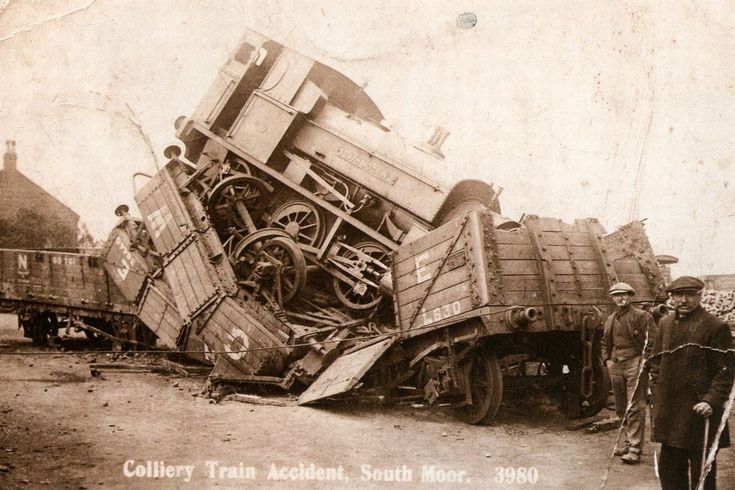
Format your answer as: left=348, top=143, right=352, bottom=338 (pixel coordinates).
left=0, top=313, right=733, bottom=489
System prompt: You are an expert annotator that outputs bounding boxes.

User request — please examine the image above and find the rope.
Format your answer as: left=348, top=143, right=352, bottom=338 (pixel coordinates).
left=2, top=300, right=637, bottom=357
left=0, top=304, right=525, bottom=356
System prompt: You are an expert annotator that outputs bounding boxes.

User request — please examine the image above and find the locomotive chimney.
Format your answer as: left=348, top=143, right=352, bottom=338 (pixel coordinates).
left=415, top=126, right=449, bottom=160
left=3, top=140, right=17, bottom=172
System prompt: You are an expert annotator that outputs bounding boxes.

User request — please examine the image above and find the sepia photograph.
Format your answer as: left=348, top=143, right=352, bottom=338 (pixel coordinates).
left=0, top=1, right=733, bottom=488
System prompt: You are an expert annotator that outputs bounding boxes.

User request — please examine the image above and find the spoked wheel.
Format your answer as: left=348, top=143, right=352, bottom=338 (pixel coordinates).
left=268, top=201, right=324, bottom=247
left=331, top=241, right=390, bottom=310
left=455, top=350, right=503, bottom=425
left=231, top=229, right=307, bottom=304
left=187, top=157, right=252, bottom=202
left=207, top=175, right=270, bottom=236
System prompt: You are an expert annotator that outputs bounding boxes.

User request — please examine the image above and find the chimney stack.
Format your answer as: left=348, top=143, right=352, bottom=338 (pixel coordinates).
left=3, top=140, right=17, bottom=172
left=414, top=126, right=450, bottom=160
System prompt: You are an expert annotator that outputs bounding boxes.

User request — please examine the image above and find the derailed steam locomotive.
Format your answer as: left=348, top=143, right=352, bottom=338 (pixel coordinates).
left=102, top=28, right=667, bottom=423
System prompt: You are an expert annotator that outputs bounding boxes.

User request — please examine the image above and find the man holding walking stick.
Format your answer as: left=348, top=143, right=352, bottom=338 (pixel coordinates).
left=648, top=276, right=734, bottom=489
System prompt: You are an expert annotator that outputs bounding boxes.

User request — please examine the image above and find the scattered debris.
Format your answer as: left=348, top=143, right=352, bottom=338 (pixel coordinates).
left=89, top=363, right=163, bottom=374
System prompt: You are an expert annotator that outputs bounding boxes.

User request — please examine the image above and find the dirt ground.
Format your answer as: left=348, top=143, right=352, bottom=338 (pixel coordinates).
left=0, top=313, right=732, bottom=489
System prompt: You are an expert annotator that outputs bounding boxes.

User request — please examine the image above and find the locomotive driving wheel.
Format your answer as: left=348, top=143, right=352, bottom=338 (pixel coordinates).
left=331, top=241, right=390, bottom=311
left=207, top=175, right=270, bottom=236
left=455, top=349, right=503, bottom=425
left=268, top=201, right=324, bottom=247
left=231, top=229, right=307, bottom=305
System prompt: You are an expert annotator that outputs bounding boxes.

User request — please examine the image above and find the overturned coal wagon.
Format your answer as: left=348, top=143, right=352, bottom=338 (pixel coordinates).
left=102, top=28, right=667, bottom=424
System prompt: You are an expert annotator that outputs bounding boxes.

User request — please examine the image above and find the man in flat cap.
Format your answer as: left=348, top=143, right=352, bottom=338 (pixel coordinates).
left=602, top=282, right=655, bottom=464
left=648, top=276, right=734, bottom=489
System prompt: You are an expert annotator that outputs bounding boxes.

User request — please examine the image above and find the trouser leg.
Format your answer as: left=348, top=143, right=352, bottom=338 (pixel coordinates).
left=689, top=448, right=717, bottom=490
left=623, top=356, right=647, bottom=452
left=658, top=444, right=689, bottom=490
left=609, top=361, right=627, bottom=422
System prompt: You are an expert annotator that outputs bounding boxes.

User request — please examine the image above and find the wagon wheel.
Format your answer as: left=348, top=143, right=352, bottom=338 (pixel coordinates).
left=332, top=241, right=390, bottom=310
left=455, top=350, right=503, bottom=425
left=207, top=175, right=270, bottom=236
left=30, top=315, right=48, bottom=346
left=268, top=201, right=324, bottom=247
left=231, top=229, right=307, bottom=304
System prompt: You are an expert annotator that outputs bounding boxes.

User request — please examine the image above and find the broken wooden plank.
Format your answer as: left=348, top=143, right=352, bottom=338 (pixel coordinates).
left=586, top=416, right=622, bottom=433
left=224, top=393, right=295, bottom=407
left=160, top=358, right=212, bottom=376
left=565, top=415, right=605, bottom=431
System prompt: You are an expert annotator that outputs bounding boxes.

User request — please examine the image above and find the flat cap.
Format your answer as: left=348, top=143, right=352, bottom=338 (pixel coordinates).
left=609, top=282, right=636, bottom=296
left=666, top=276, right=704, bottom=293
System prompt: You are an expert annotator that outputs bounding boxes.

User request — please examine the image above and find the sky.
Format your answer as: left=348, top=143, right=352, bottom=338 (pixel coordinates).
left=0, top=0, right=733, bottom=276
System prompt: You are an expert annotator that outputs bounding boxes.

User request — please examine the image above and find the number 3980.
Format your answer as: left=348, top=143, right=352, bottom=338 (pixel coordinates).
left=494, top=466, right=538, bottom=484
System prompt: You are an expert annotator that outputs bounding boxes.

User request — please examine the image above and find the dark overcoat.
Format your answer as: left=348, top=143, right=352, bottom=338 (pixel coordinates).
left=648, top=306, right=733, bottom=449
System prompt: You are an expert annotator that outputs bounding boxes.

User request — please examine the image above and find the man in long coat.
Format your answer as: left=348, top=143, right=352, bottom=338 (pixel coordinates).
left=602, top=282, right=655, bottom=463
left=648, top=276, right=733, bottom=489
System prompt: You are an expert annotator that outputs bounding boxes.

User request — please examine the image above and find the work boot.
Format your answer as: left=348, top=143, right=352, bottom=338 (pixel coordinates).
left=614, top=446, right=629, bottom=456
left=621, top=451, right=640, bottom=464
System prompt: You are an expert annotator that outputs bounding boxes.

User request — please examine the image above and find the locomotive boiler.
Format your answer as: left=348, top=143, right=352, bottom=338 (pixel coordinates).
left=101, top=27, right=668, bottom=424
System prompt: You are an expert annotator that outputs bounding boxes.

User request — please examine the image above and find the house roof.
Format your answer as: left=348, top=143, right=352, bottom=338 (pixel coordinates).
left=0, top=167, right=80, bottom=221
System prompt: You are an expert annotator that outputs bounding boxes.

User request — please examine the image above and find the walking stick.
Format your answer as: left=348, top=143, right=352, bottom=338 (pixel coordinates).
left=699, top=417, right=709, bottom=487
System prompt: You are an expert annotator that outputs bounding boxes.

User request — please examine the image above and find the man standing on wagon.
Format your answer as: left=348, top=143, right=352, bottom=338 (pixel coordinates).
left=602, top=282, right=655, bottom=464
left=648, top=276, right=733, bottom=489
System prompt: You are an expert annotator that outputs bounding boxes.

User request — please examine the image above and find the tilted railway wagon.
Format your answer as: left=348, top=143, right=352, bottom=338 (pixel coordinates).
left=298, top=214, right=666, bottom=422
left=100, top=27, right=668, bottom=423
left=0, top=248, right=151, bottom=346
